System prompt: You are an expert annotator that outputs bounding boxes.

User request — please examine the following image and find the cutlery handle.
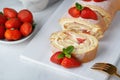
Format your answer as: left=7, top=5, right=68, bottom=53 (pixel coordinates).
left=115, top=72, right=120, bottom=78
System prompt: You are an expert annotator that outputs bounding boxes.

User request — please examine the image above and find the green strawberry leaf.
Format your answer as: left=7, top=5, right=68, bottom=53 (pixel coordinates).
left=32, top=23, right=36, bottom=30
left=75, top=2, right=83, bottom=10
left=58, top=53, right=65, bottom=59
left=0, top=12, right=3, bottom=15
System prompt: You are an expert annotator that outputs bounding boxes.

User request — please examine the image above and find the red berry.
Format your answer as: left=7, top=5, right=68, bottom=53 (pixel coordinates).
left=0, top=14, right=7, bottom=25
left=18, top=9, right=33, bottom=23
left=20, top=22, right=33, bottom=37
left=50, top=51, right=64, bottom=64
left=61, top=57, right=81, bottom=68
left=3, top=7, right=17, bottom=18
left=4, top=29, right=22, bottom=41
left=94, top=0, right=106, bottom=2
left=81, top=7, right=98, bottom=20
left=0, top=25, right=5, bottom=39
left=83, top=0, right=91, bottom=2
left=68, top=7, right=81, bottom=18
left=5, top=18, right=22, bottom=29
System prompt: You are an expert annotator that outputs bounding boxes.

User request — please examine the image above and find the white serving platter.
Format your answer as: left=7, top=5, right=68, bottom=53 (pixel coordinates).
left=20, top=0, right=120, bottom=80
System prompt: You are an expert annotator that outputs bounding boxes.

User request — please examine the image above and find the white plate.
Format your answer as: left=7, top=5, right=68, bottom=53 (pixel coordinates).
left=20, top=0, right=120, bottom=80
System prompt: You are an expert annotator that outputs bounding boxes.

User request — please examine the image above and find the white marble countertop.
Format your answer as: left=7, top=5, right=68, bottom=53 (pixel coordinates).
left=0, top=0, right=120, bottom=80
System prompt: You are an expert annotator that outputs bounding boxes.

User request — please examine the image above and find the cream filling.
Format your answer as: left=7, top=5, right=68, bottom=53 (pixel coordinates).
left=64, top=22, right=102, bottom=38
left=50, top=31, right=98, bottom=55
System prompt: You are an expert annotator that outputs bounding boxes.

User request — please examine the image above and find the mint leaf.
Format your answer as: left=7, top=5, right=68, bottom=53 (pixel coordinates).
left=66, top=46, right=74, bottom=54
left=62, top=46, right=74, bottom=58
left=65, top=54, right=71, bottom=58
left=63, top=48, right=68, bottom=55
left=75, top=2, right=83, bottom=10
left=58, top=53, right=64, bottom=59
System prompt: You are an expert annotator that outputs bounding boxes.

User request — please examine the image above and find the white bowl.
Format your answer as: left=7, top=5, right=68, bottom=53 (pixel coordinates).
left=0, top=27, right=36, bottom=44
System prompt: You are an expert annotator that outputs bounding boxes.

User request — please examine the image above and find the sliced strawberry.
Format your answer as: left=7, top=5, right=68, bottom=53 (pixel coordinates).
left=68, top=3, right=83, bottom=18
left=61, top=57, right=81, bottom=68
left=68, top=7, right=81, bottom=18
left=0, top=25, right=5, bottom=39
left=94, top=0, right=106, bottom=2
left=50, top=51, right=64, bottom=64
left=76, top=38, right=86, bottom=44
left=81, top=7, right=98, bottom=20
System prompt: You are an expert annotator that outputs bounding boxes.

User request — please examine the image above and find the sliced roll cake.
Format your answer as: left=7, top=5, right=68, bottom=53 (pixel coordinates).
left=59, top=0, right=120, bottom=39
left=77, top=0, right=120, bottom=25
left=50, top=30, right=98, bottom=63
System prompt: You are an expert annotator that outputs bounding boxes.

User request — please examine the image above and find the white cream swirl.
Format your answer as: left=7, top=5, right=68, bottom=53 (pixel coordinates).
left=50, top=30, right=98, bottom=55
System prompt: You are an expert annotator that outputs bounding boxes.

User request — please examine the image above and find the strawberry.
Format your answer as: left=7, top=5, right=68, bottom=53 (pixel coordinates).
left=5, top=18, right=22, bottom=29
left=50, top=51, right=64, bottom=64
left=4, top=29, right=22, bottom=41
left=0, top=25, right=5, bottom=39
left=76, top=38, right=86, bottom=44
left=50, top=46, right=82, bottom=68
left=3, top=7, right=17, bottom=18
left=94, top=0, right=106, bottom=2
left=69, top=3, right=98, bottom=20
left=81, top=7, right=98, bottom=20
left=0, top=13, right=7, bottom=25
left=68, top=7, right=81, bottom=18
left=20, top=22, right=33, bottom=37
left=83, top=0, right=91, bottom=2
left=61, top=57, right=81, bottom=68
left=18, top=9, right=33, bottom=23
left=68, top=3, right=83, bottom=18
left=83, top=0, right=106, bottom=2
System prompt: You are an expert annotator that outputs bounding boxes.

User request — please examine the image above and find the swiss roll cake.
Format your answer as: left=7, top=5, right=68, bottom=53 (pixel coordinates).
left=59, top=0, right=120, bottom=39
left=50, top=30, right=98, bottom=63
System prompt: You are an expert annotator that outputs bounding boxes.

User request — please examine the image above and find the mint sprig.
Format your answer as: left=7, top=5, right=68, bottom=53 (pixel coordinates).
left=58, top=46, right=74, bottom=59
left=75, top=2, right=83, bottom=10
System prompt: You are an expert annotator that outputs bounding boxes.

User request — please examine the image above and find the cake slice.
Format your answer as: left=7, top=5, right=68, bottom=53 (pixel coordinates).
left=50, top=30, right=98, bottom=63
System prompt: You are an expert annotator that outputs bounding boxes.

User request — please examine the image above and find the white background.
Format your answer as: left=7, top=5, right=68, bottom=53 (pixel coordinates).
left=0, top=0, right=120, bottom=80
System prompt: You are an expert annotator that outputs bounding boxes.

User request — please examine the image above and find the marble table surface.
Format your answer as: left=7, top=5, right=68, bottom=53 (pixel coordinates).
left=0, top=0, right=120, bottom=80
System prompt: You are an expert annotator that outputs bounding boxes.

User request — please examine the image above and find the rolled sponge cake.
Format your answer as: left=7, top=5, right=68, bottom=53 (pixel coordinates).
left=50, top=30, right=98, bottom=63
left=59, top=0, right=120, bottom=39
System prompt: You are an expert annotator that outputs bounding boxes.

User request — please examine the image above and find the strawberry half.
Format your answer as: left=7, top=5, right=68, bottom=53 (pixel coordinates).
left=68, top=7, right=81, bottom=18
left=50, top=51, right=64, bottom=64
left=68, top=3, right=83, bottom=18
left=81, top=7, right=98, bottom=20
left=50, top=46, right=82, bottom=68
left=61, top=57, right=81, bottom=68
left=94, top=0, right=106, bottom=2
left=83, top=0, right=91, bottom=2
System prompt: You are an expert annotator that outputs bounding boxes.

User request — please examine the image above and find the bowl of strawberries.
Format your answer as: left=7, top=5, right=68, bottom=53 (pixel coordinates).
left=0, top=7, right=36, bottom=44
